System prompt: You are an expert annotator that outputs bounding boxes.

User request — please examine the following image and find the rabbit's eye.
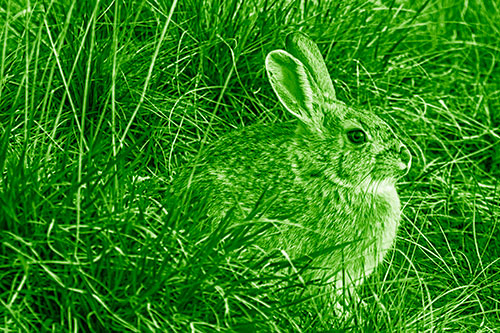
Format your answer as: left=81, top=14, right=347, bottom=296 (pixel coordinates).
left=346, top=129, right=367, bottom=145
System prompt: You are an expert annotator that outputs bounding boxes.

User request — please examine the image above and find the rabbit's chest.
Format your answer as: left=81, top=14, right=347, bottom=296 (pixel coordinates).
left=349, top=184, right=401, bottom=277
left=311, top=182, right=401, bottom=252
left=372, top=183, right=401, bottom=250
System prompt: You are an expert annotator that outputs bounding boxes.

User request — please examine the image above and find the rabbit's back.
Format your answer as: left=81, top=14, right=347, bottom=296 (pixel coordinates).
left=178, top=122, right=299, bottom=218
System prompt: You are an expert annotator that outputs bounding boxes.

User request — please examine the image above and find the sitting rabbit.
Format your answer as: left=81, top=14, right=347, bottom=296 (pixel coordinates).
left=174, top=32, right=411, bottom=297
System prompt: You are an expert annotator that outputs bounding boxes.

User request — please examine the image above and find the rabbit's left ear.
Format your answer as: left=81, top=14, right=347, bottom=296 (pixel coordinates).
left=285, top=32, right=336, bottom=102
left=265, top=50, right=323, bottom=129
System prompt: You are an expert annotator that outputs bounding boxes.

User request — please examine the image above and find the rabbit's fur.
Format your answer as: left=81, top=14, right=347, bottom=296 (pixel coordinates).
left=174, top=33, right=411, bottom=296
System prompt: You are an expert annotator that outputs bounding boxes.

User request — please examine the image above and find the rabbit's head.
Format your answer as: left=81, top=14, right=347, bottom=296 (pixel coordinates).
left=266, top=33, right=411, bottom=190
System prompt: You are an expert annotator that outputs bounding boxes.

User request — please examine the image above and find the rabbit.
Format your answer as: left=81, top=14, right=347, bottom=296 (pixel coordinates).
left=173, top=32, right=411, bottom=299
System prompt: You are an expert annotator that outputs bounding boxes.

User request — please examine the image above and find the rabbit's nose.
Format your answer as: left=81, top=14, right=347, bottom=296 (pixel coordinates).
left=397, top=143, right=412, bottom=174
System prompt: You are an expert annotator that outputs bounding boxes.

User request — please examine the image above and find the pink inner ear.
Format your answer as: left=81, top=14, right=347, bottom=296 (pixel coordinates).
left=279, top=61, right=309, bottom=109
left=267, top=51, right=314, bottom=121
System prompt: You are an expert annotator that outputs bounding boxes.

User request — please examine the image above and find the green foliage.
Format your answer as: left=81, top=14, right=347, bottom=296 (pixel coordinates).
left=0, top=0, right=499, bottom=331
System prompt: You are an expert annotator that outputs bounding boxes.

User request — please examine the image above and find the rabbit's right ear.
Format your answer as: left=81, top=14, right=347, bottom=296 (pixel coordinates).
left=266, top=50, right=323, bottom=129
left=285, top=32, right=336, bottom=101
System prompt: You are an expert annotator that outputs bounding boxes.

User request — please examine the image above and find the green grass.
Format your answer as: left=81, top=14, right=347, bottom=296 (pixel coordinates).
left=1, top=0, right=499, bottom=331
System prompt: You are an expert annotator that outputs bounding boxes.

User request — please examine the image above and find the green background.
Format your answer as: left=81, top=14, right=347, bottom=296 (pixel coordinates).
left=0, top=0, right=499, bottom=331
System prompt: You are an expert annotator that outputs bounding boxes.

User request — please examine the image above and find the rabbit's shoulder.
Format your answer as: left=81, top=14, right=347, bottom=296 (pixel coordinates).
left=177, top=121, right=298, bottom=193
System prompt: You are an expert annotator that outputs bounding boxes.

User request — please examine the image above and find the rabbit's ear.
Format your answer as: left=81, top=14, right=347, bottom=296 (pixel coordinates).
left=266, top=50, right=323, bottom=128
left=285, top=32, right=336, bottom=101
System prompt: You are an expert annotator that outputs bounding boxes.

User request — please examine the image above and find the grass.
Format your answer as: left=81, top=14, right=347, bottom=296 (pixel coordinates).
left=1, top=0, right=499, bottom=331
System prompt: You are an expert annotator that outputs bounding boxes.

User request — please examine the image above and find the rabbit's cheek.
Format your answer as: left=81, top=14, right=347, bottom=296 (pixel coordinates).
left=337, top=152, right=363, bottom=182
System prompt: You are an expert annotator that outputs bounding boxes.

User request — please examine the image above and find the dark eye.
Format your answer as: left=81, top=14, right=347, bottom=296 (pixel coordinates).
left=346, top=129, right=367, bottom=145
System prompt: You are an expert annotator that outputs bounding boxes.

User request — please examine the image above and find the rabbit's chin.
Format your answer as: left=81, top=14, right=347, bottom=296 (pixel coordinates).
left=330, top=175, right=397, bottom=194
left=359, top=176, right=397, bottom=193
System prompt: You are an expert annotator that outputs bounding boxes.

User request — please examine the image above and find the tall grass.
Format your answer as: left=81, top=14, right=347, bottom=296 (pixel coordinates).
left=0, top=0, right=499, bottom=331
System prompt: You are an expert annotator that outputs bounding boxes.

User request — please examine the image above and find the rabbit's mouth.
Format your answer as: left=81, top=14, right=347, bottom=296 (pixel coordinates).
left=372, top=147, right=412, bottom=180
left=398, top=145, right=412, bottom=176
left=375, top=163, right=409, bottom=181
